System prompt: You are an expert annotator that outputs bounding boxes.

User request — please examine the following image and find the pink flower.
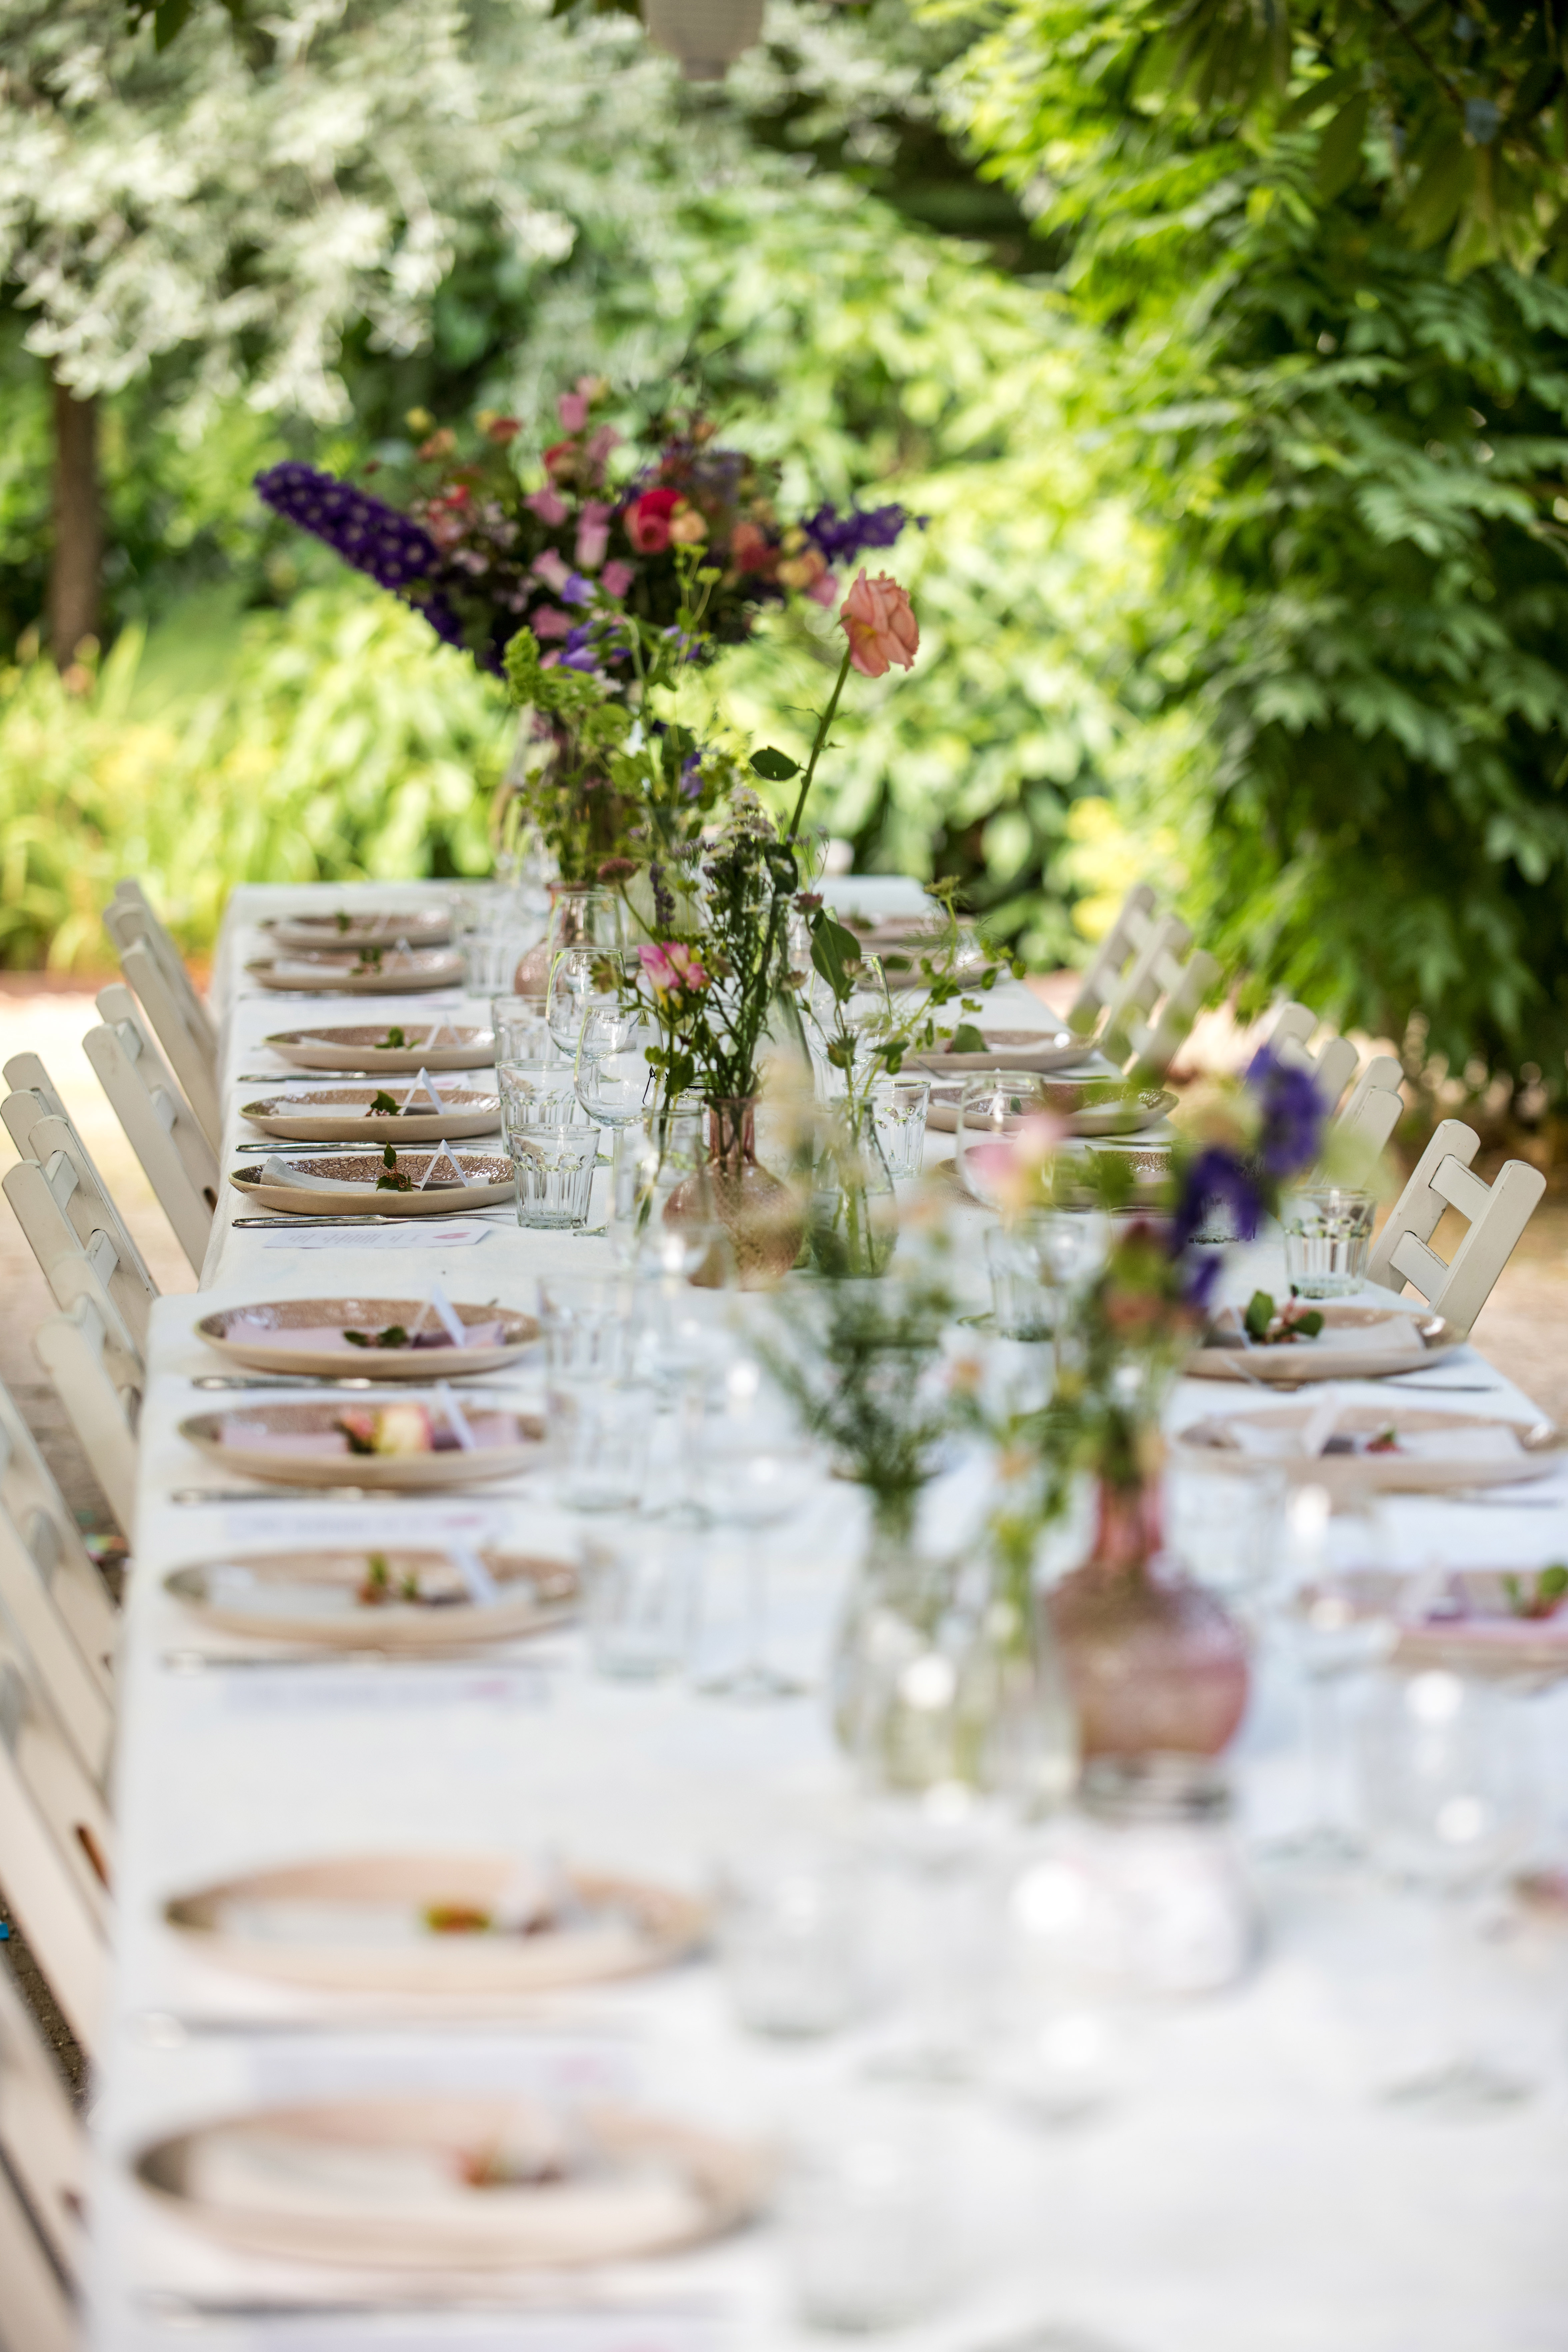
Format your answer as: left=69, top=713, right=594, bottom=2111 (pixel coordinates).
left=638, top=941, right=708, bottom=997
left=558, top=390, right=589, bottom=433
left=531, top=548, right=573, bottom=595
left=525, top=486, right=568, bottom=526
left=600, top=559, right=635, bottom=599
left=530, top=606, right=572, bottom=640
left=587, top=425, right=621, bottom=467
left=576, top=500, right=611, bottom=572
left=624, top=487, right=681, bottom=555
left=839, top=569, right=919, bottom=679
left=807, top=570, right=838, bottom=608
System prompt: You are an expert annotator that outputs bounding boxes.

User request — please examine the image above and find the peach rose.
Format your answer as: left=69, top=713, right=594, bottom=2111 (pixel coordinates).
left=839, top=569, right=918, bottom=678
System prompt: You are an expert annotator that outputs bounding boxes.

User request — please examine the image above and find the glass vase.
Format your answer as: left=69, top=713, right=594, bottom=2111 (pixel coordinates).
left=512, top=882, right=627, bottom=1000
left=663, top=1095, right=803, bottom=1290
left=1045, top=1473, right=1251, bottom=1762
left=808, top=1100, right=898, bottom=1278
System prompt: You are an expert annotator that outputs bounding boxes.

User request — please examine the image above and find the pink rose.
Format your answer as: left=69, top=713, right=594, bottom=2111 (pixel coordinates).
left=531, top=548, right=573, bottom=595
left=638, top=941, right=708, bottom=997
left=600, top=559, right=635, bottom=599
left=807, top=570, right=838, bottom=607
left=586, top=425, right=621, bottom=466
left=558, top=390, right=589, bottom=433
left=624, top=487, right=681, bottom=555
left=576, top=500, right=611, bottom=572
left=525, top=486, right=568, bottom=526
left=839, top=569, right=919, bottom=679
left=530, top=606, right=572, bottom=641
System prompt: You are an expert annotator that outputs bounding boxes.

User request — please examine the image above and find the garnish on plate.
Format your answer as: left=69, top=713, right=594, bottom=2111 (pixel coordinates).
left=334, top=911, right=352, bottom=934
left=1503, top=1563, right=1568, bottom=1620
left=343, top=1323, right=412, bottom=1349
left=376, top=1142, right=413, bottom=1191
left=456, top=2142, right=570, bottom=2190
left=378, top=1025, right=408, bottom=1049
left=423, top=1902, right=494, bottom=1934
left=1365, top=1425, right=1400, bottom=1453
left=356, top=1551, right=421, bottom=1605
left=336, top=1403, right=441, bottom=1456
left=352, top=943, right=386, bottom=974
left=1242, top=1288, right=1325, bottom=1344
left=369, top=1089, right=400, bottom=1115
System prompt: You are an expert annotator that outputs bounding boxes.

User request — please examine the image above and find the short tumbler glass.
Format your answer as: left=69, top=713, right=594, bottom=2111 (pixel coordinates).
left=490, top=997, right=557, bottom=1065
left=985, top=1221, right=1054, bottom=1340
left=510, top=1124, right=599, bottom=1229
left=580, top=1521, right=697, bottom=1679
left=870, top=1075, right=931, bottom=1179
left=1282, top=1185, right=1375, bottom=1298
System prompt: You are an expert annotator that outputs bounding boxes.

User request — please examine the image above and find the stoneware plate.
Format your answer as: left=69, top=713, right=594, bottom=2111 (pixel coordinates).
left=929, top=1083, right=1176, bottom=1137
left=229, top=1150, right=514, bottom=1217
left=162, top=1851, right=706, bottom=1996
left=165, top=1547, right=574, bottom=1652
left=196, top=1297, right=538, bottom=1379
left=238, top=1085, right=502, bottom=1144
left=1297, top=1568, right=1568, bottom=1680
left=910, top=1027, right=1093, bottom=1077
left=266, top=1024, right=495, bottom=1073
left=246, top=948, right=464, bottom=995
left=264, top=910, right=452, bottom=953
left=1190, top=1302, right=1463, bottom=1384
left=133, top=2094, right=768, bottom=2272
left=1173, top=1400, right=1563, bottom=1495
left=178, top=1397, right=545, bottom=1490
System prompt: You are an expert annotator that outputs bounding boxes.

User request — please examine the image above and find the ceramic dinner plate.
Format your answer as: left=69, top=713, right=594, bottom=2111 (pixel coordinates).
left=247, top=949, right=464, bottom=995
left=162, top=1851, right=707, bottom=1995
left=929, top=1083, right=1176, bottom=1137
left=165, top=1547, right=573, bottom=1651
left=910, top=1026, right=1093, bottom=1076
left=263, top=910, right=452, bottom=953
left=1298, top=1569, right=1568, bottom=1679
left=239, top=1084, right=502, bottom=1144
left=178, top=1398, right=546, bottom=1490
left=133, top=2094, right=768, bottom=2272
left=266, top=1023, right=495, bottom=1073
left=1174, top=1400, right=1563, bottom=1495
left=229, top=1150, right=514, bottom=1217
left=1190, top=1303, right=1462, bottom=1384
left=196, top=1297, right=538, bottom=1379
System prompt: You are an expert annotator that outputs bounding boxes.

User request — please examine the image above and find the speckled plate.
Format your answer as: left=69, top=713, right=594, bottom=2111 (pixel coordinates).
left=247, top=949, right=464, bottom=995
left=196, top=1297, right=537, bottom=1379
left=229, top=1150, right=513, bottom=1217
left=1174, top=1401, right=1563, bottom=1495
left=239, top=1085, right=502, bottom=1144
left=1190, top=1304, right=1462, bottom=1385
left=263, top=910, right=452, bottom=953
left=910, top=1027, right=1092, bottom=1076
left=164, top=1547, right=574, bottom=1652
left=161, top=1850, right=706, bottom=1993
left=265, top=1023, right=494, bottom=1073
left=178, top=1397, right=546, bottom=1490
left=929, top=1082, right=1176, bottom=1137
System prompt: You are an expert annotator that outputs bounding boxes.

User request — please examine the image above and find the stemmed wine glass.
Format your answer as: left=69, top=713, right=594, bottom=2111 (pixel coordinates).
left=954, top=1071, right=1053, bottom=1207
left=546, top=947, right=631, bottom=1055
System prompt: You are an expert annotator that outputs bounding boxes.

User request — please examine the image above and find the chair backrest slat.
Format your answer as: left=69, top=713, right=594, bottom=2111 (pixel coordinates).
left=105, top=881, right=219, bottom=1064
left=1366, top=1118, right=1545, bottom=1334
left=0, top=1387, right=115, bottom=1701
left=84, top=989, right=216, bottom=1276
left=0, top=1958, right=87, bottom=2299
left=2, top=1069, right=158, bottom=1320
left=1066, top=883, right=1164, bottom=1034
left=1336, top=1083, right=1403, bottom=1155
left=0, top=1656, right=109, bottom=2057
left=1119, top=945, right=1222, bottom=1083
left=116, top=937, right=223, bottom=1153
left=3, top=1140, right=155, bottom=1357
left=0, top=2160, right=77, bottom=2352
left=31, top=1301, right=140, bottom=1542
left=1265, top=1005, right=1361, bottom=1116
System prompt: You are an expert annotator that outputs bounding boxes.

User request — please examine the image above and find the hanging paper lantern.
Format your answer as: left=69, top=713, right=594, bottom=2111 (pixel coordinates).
left=641, top=0, right=763, bottom=81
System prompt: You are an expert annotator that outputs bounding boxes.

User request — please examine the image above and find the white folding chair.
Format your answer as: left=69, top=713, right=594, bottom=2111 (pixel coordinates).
left=1097, top=911, right=1194, bottom=1060
left=0, top=1383, right=116, bottom=1721
left=1366, top=1118, right=1546, bottom=1334
left=1265, top=1002, right=1359, bottom=1113
left=111, top=936, right=222, bottom=1155
left=104, top=880, right=219, bottom=1071
left=1066, top=883, right=1166, bottom=1035
left=83, top=988, right=217, bottom=1277
left=0, top=1055, right=69, bottom=1137
left=1116, top=943, right=1222, bottom=1082
left=4, top=1119, right=157, bottom=1359
left=0, top=1952, right=89, bottom=2307
left=0, top=1647, right=111, bottom=2058
left=31, top=1303, right=140, bottom=1544
left=0, top=2127, right=77, bottom=2352
left=1339, top=1055, right=1404, bottom=1128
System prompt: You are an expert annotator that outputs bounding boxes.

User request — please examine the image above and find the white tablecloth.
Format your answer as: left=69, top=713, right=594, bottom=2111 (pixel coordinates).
left=89, top=884, right=1568, bottom=2351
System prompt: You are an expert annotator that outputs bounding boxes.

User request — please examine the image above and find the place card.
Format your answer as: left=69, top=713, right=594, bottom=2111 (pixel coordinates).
left=231, top=2306, right=736, bottom=2351
left=242, top=2031, right=639, bottom=2105
left=261, top=1221, right=495, bottom=1250
left=209, top=1666, right=551, bottom=1713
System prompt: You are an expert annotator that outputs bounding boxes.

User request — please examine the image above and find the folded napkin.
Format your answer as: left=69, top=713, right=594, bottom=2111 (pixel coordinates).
left=223, top=1315, right=505, bottom=1353
left=1229, top=1418, right=1522, bottom=1462
left=260, top=1155, right=386, bottom=1193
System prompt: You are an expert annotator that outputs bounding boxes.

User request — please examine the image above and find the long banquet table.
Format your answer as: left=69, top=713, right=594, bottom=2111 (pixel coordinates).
left=90, top=882, right=1568, bottom=2351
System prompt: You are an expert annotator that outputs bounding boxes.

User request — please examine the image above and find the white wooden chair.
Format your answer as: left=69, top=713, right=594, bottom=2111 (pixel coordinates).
left=31, top=1302, right=140, bottom=1544
left=1339, top=1055, right=1404, bottom=1128
left=4, top=1120, right=157, bottom=1360
left=1097, top=911, right=1194, bottom=1059
left=111, top=935, right=222, bottom=1154
left=1066, top=883, right=1167, bottom=1035
left=83, top=988, right=217, bottom=1277
left=1366, top=1118, right=1546, bottom=1335
left=104, top=880, right=218, bottom=1071
left=1114, top=942, right=1222, bottom=1082
left=2, top=1060, right=160, bottom=1309
left=0, top=1393, right=113, bottom=1789
left=0, top=1646, right=112, bottom=2058
left=1266, top=1002, right=1359, bottom=1113
left=0, top=1946, right=89, bottom=2313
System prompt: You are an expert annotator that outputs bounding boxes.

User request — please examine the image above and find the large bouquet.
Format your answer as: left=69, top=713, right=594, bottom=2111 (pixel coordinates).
left=256, top=379, right=910, bottom=679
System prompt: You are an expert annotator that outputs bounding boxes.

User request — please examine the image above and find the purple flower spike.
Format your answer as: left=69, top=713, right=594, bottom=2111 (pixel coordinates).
left=803, top=501, right=915, bottom=565
left=1246, top=1046, right=1327, bottom=1180
left=1171, top=1146, right=1264, bottom=1256
left=255, top=461, right=470, bottom=656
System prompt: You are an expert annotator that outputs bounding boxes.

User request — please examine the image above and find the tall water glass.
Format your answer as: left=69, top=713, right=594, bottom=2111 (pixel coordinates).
left=509, top=1124, right=598, bottom=1228
left=489, top=998, right=557, bottom=1066
left=870, top=1075, right=930, bottom=1179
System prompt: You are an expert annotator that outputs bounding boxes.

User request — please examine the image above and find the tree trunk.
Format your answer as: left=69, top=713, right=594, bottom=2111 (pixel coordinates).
left=48, top=375, right=102, bottom=668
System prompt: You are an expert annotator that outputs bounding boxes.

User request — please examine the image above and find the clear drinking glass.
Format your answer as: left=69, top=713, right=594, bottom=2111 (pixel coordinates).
left=955, top=1071, right=1053, bottom=1208
left=575, top=1015, right=655, bottom=1129
left=870, top=1074, right=931, bottom=1179
left=985, top=1221, right=1054, bottom=1340
left=580, top=1519, right=697, bottom=1678
left=498, top=1057, right=581, bottom=1133
left=489, top=997, right=557, bottom=1065
left=536, top=1271, right=640, bottom=1379
left=694, top=1356, right=809, bottom=1701
left=781, top=2111, right=953, bottom=2334
left=718, top=1846, right=866, bottom=2038
left=509, top=1124, right=599, bottom=1229
left=548, top=1377, right=655, bottom=1512
left=607, top=1101, right=709, bottom=1270
left=546, top=946, right=632, bottom=1055
left=1282, top=1185, right=1376, bottom=1297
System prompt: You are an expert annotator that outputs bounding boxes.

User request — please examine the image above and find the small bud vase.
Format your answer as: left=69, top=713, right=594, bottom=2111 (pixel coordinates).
left=663, top=1095, right=804, bottom=1289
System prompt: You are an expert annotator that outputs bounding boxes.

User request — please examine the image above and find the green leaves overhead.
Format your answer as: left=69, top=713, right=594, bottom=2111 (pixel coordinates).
left=749, top=747, right=801, bottom=782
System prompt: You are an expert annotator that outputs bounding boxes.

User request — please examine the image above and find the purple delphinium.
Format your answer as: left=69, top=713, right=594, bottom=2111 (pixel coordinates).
left=255, top=462, right=474, bottom=659
left=803, top=501, right=915, bottom=566
left=1247, top=1045, right=1326, bottom=1179
left=1170, top=1146, right=1264, bottom=1258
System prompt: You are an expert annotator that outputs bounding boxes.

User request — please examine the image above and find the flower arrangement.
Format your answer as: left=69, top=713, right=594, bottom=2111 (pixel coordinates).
left=256, top=381, right=910, bottom=679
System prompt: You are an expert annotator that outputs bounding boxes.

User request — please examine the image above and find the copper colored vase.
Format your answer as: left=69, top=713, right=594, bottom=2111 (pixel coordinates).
left=663, top=1096, right=802, bottom=1289
left=1046, top=1477, right=1249, bottom=1761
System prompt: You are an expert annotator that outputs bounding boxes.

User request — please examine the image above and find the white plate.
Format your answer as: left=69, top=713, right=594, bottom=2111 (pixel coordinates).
left=247, top=950, right=463, bottom=995
left=264, top=911, right=452, bottom=953
left=239, top=1085, right=501, bottom=1144
left=266, top=1024, right=494, bottom=1073
left=229, top=1150, right=514, bottom=1217
left=179, top=1398, right=545, bottom=1490
left=928, top=1084, right=1175, bottom=1137
left=196, top=1297, right=537, bottom=1379
left=165, top=1547, right=574, bottom=1652
left=1174, top=1401, right=1563, bottom=1494
left=134, top=2094, right=768, bottom=2272
left=1190, top=1303, right=1461, bottom=1384
left=909, top=1027, right=1093, bottom=1076
left=162, top=1851, right=706, bottom=1994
